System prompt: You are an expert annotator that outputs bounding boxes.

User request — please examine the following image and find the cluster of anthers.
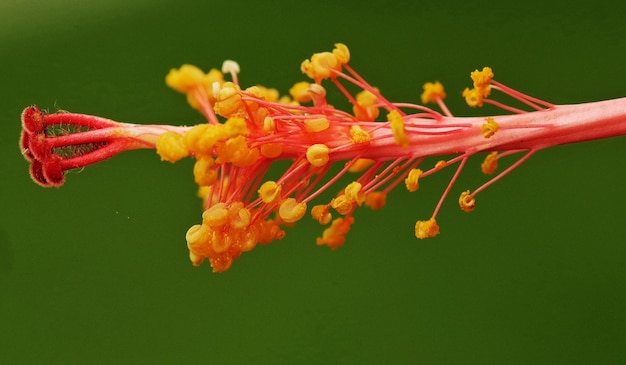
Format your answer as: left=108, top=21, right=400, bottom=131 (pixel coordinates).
left=20, top=43, right=626, bottom=272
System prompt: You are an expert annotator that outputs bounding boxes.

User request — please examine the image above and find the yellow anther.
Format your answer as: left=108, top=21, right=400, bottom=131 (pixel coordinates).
left=316, top=216, right=354, bottom=250
left=260, top=143, right=282, bottom=158
left=304, top=117, right=330, bottom=133
left=420, top=81, right=446, bottom=104
left=311, top=204, right=332, bottom=225
left=183, top=124, right=210, bottom=154
left=481, top=117, right=499, bottom=139
left=262, top=116, right=275, bottom=133
left=404, top=168, right=423, bottom=192
left=462, top=87, right=484, bottom=108
left=434, top=160, right=447, bottom=170
left=353, top=89, right=379, bottom=121
left=388, top=110, right=409, bottom=147
left=365, top=191, right=387, bottom=210
left=202, top=203, right=229, bottom=227
left=214, top=82, right=243, bottom=117
left=306, top=143, right=330, bottom=167
left=415, top=218, right=440, bottom=239
left=279, top=198, right=307, bottom=224
left=228, top=202, right=251, bottom=229
left=332, top=43, right=350, bottom=64
left=221, top=60, right=240, bottom=76
left=185, top=224, right=211, bottom=266
left=258, top=181, right=282, bottom=204
left=224, top=116, right=249, bottom=137
left=289, top=81, right=312, bottom=103
left=193, top=156, right=217, bottom=186
left=459, top=190, right=476, bottom=213
left=471, top=67, right=494, bottom=89
left=246, top=85, right=280, bottom=102
left=217, top=135, right=258, bottom=167
left=330, top=195, right=353, bottom=215
left=156, top=131, right=189, bottom=163
left=344, top=181, right=366, bottom=206
left=481, top=151, right=499, bottom=175
left=348, top=158, right=375, bottom=173
left=349, top=125, right=372, bottom=144
left=301, top=51, right=340, bottom=83
left=165, top=64, right=206, bottom=94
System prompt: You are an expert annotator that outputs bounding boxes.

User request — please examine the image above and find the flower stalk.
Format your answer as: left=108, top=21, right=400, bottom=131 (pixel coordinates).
left=20, top=43, right=626, bottom=272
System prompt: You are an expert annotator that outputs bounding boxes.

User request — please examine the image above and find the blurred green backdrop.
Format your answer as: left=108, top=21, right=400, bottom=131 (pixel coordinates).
left=1, top=0, right=625, bottom=363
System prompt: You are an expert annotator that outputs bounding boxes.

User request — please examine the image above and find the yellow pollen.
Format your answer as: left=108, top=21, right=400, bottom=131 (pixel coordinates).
left=353, top=89, right=379, bottom=122
left=165, top=64, right=206, bottom=94
left=348, top=158, right=375, bottom=173
left=263, top=116, right=276, bottom=133
left=228, top=202, right=251, bottom=229
left=156, top=131, right=189, bottom=163
left=388, top=110, right=409, bottom=147
left=481, top=151, right=499, bottom=175
left=344, top=181, right=366, bottom=206
left=463, top=87, right=484, bottom=107
left=260, top=143, right=282, bottom=158
left=481, top=117, right=499, bottom=138
left=421, top=81, right=446, bottom=104
left=316, top=216, right=354, bottom=250
left=332, top=43, right=350, bottom=64
left=193, top=156, right=217, bottom=186
left=214, top=82, right=243, bottom=117
left=459, top=190, right=476, bottom=213
left=301, top=51, right=340, bottom=83
left=258, top=181, right=282, bottom=204
left=289, top=81, right=312, bottom=103
left=202, top=203, right=229, bottom=227
left=365, top=191, right=387, bottom=210
left=471, top=67, right=494, bottom=89
left=304, top=117, right=330, bottom=133
left=415, top=218, right=440, bottom=239
left=434, top=160, right=448, bottom=170
left=224, top=116, right=249, bottom=137
left=349, top=125, right=372, bottom=144
left=306, top=144, right=330, bottom=167
left=330, top=195, right=353, bottom=215
left=404, top=168, right=423, bottom=192
left=311, top=204, right=332, bottom=225
left=279, top=198, right=307, bottom=224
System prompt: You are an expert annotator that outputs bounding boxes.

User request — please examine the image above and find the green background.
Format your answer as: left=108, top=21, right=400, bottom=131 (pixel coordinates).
left=2, top=0, right=625, bottom=363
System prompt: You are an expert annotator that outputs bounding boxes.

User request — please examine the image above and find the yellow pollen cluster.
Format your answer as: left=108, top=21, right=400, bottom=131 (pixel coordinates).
left=458, top=191, right=476, bottom=212
left=353, top=89, right=380, bottom=121
left=186, top=201, right=285, bottom=272
left=316, top=216, right=355, bottom=249
left=415, top=218, right=440, bottom=239
left=306, top=144, right=330, bottom=167
left=258, top=181, right=282, bottom=203
left=365, top=192, right=387, bottom=210
left=304, top=117, right=330, bottom=133
left=279, top=198, right=307, bottom=224
left=348, top=158, right=375, bottom=173
left=404, top=168, right=423, bottom=192
left=387, top=110, right=409, bottom=147
left=463, top=67, right=494, bottom=108
left=289, top=81, right=312, bottom=103
left=421, top=81, right=446, bottom=104
left=481, top=152, right=499, bottom=175
left=311, top=204, right=332, bottom=225
left=481, top=117, right=499, bottom=138
left=214, top=82, right=244, bottom=117
left=349, top=125, right=372, bottom=144
left=156, top=131, right=189, bottom=163
left=300, top=43, right=350, bottom=83
left=166, top=65, right=225, bottom=111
